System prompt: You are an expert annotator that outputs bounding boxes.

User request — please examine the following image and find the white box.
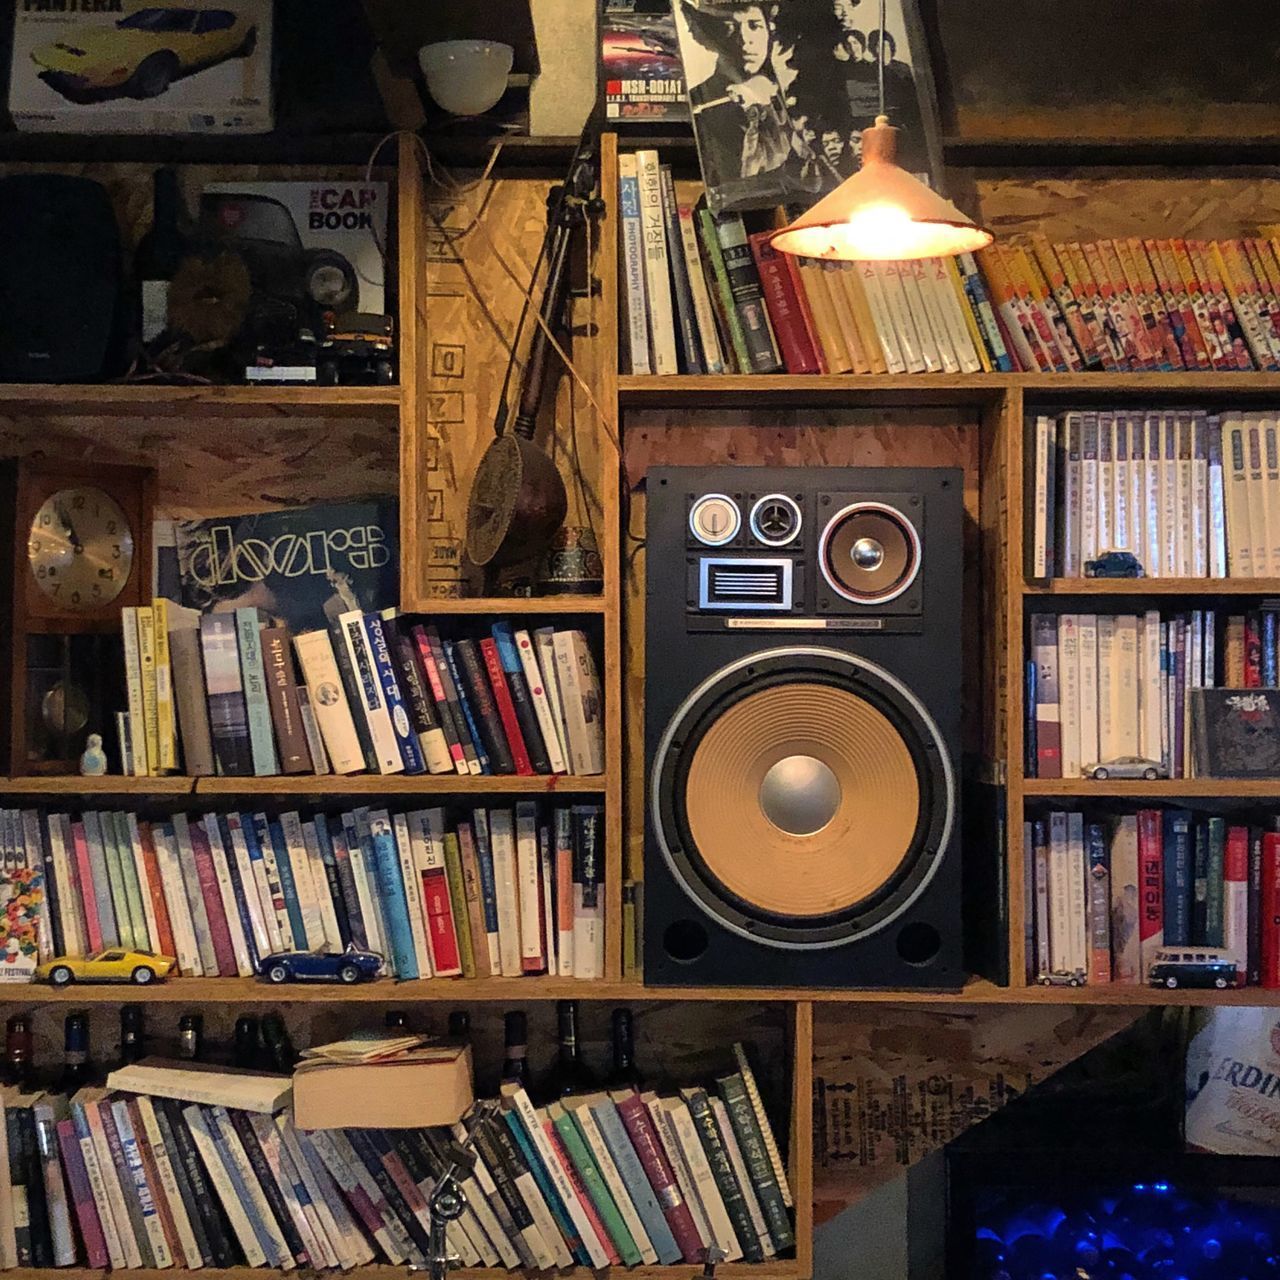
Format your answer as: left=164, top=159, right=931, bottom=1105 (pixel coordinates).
left=10, top=0, right=273, bottom=135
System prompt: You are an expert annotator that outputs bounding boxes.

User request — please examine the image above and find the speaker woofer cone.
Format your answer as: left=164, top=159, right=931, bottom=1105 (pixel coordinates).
left=650, top=646, right=954, bottom=950
left=819, top=501, right=921, bottom=604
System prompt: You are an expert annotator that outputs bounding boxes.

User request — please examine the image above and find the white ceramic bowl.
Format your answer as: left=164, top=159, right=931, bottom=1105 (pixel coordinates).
left=418, top=40, right=515, bottom=116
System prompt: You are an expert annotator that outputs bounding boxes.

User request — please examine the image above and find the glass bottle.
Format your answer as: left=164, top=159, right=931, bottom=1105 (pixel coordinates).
left=501, top=1011, right=531, bottom=1087
left=4, top=1014, right=33, bottom=1089
left=177, top=1013, right=203, bottom=1062
left=135, top=166, right=185, bottom=344
left=233, top=1015, right=261, bottom=1070
left=447, top=1010, right=471, bottom=1041
left=60, top=1013, right=92, bottom=1091
left=546, top=1000, right=596, bottom=1098
left=119, top=1005, right=145, bottom=1066
left=609, top=1007, right=642, bottom=1089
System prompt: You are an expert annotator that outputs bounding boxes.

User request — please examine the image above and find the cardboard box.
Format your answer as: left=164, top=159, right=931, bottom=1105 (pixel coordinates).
left=10, top=0, right=273, bottom=135
left=293, top=1044, right=473, bottom=1131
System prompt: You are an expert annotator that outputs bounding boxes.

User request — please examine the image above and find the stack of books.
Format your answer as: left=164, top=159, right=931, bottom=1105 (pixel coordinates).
left=1025, top=607, right=1280, bottom=780
left=119, top=606, right=604, bottom=780
left=0, top=802, right=604, bottom=982
left=619, top=152, right=1280, bottom=379
left=1026, top=407, right=1280, bottom=580
left=0, top=1048, right=793, bottom=1270
left=1026, top=808, right=1280, bottom=988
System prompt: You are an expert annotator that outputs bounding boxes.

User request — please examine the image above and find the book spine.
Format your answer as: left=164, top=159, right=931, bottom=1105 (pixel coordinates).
left=553, top=1107, right=639, bottom=1265
left=616, top=1093, right=704, bottom=1263
left=716, top=1074, right=793, bottom=1251
left=677, top=202, right=726, bottom=373
left=182, top=1106, right=268, bottom=1267
left=235, top=607, right=280, bottom=776
left=697, top=205, right=751, bottom=373
left=172, top=812, right=219, bottom=972
left=121, top=607, right=150, bottom=776
left=136, top=1097, right=203, bottom=1268
left=168, top=621, right=215, bottom=776
left=199, top=613, right=253, bottom=776
left=1086, top=822, right=1112, bottom=983
left=125, top=1097, right=183, bottom=1266
left=1138, top=810, right=1164, bottom=980
left=137, top=604, right=162, bottom=777
left=513, top=626, right=567, bottom=773
left=411, top=624, right=469, bottom=774
left=277, top=810, right=323, bottom=950
left=299, top=818, right=343, bottom=953
left=151, top=597, right=178, bottom=771
left=386, top=620, right=452, bottom=773
left=228, top=1109, right=307, bottom=1265
left=157, top=1099, right=235, bottom=1268
left=292, top=630, right=364, bottom=774
left=442, top=831, right=477, bottom=978
left=634, top=149, right=679, bottom=375
left=682, top=1089, right=762, bottom=1262
left=514, top=801, right=545, bottom=973
left=617, top=154, right=651, bottom=375
left=110, top=1098, right=170, bottom=1267
left=81, top=1098, right=140, bottom=1267
left=488, top=807, right=524, bottom=976
left=392, top=812, right=433, bottom=978
left=417, top=811, right=462, bottom=977
left=492, top=623, right=551, bottom=773
left=748, top=230, right=820, bottom=374
left=455, top=637, right=515, bottom=773
left=251, top=813, right=295, bottom=952
left=367, top=808, right=418, bottom=978
left=189, top=817, right=237, bottom=975
left=470, top=809, right=504, bottom=973
left=658, top=164, right=703, bottom=372
left=152, top=821, right=203, bottom=974
left=260, top=626, right=312, bottom=774
left=712, top=211, right=782, bottom=373
left=554, top=807, right=575, bottom=976
left=339, top=610, right=403, bottom=774
left=57, top=1117, right=108, bottom=1268
left=455, top=821, right=494, bottom=979
left=438, top=633, right=487, bottom=773
left=364, top=611, right=424, bottom=774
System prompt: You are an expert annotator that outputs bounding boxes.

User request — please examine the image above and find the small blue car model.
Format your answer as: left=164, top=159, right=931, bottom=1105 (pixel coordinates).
left=1085, top=550, right=1144, bottom=578
left=257, top=946, right=383, bottom=985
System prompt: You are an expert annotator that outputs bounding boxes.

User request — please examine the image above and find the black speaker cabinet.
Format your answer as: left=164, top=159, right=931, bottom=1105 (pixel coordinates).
left=644, top=465, right=966, bottom=988
left=0, top=175, right=125, bottom=383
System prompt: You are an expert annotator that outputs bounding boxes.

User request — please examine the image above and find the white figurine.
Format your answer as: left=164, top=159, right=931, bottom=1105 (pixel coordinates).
left=79, top=733, right=107, bottom=776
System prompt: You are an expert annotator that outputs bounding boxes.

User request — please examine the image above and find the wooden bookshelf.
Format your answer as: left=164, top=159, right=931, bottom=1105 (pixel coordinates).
left=0, top=382, right=400, bottom=417
left=1025, top=578, right=1280, bottom=595
left=1024, top=779, right=1280, bottom=799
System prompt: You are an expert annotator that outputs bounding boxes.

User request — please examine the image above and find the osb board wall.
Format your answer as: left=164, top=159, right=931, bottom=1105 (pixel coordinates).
left=418, top=172, right=606, bottom=597
left=0, top=413, right=398, bottom=520
left=960, top=171, right=1280, bottom=242
left=620, top=410, right=982, bottom=881
left=811, top=1003, right=1139, bottom=1221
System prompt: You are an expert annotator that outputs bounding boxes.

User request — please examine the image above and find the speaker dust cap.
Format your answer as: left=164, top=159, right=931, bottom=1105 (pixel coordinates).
left=651, top=647, right=954, bottom=950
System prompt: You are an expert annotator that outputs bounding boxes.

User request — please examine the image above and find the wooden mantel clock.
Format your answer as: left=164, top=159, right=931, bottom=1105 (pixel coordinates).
left=1, top=458, right=154, bottom=775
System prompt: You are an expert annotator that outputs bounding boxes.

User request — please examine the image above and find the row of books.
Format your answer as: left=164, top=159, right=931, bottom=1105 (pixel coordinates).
left=0, top=1056, right=793, bottom=1270
left=619, top=150, right=1280, bottom=383
left=1026, top=609, right=1280, bottom=780
left=0, top=803, right=604, bottom=982
left=1026, top=408, right=1280, bottom=580
left=1025, top=809, right=1280, bottom=987
left=619, top=149, right=994, bottom=378
left=121, top=603, right=604, bottom=779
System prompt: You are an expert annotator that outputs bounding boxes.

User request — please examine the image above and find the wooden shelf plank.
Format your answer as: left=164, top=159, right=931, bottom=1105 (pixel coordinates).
left=0, top=776, right=194, bottom=796
left=0, top=383, right=400, bottom=418
left=0, top=775, right=607, bottom=797
left=617, top=370, right=1280, bottom=409
left=4, top=975, right=1277, bottom=1006
left=196, top=774, right=608, bottom=795
left=407, top=596, right=607, bottom=614
left=1026, top=578, right=1280, bottom=595
left=1024, top=778, right=1280, bottom=798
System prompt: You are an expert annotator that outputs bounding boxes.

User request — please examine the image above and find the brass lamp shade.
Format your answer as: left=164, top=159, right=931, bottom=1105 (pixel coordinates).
left=770, top=116, right=992, bottom=262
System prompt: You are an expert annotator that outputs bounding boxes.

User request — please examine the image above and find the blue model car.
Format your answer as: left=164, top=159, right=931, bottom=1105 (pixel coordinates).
left=257, top=947, right=383, bottom=985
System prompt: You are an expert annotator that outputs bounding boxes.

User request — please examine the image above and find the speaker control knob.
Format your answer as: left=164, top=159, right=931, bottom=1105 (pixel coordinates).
left=689, top=494, right=740, bottom=546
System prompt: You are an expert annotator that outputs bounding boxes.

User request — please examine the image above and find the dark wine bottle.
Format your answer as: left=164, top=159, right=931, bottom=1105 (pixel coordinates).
left=546, top=1000, right=596, bottom=1098
left=447, top=1010, right=471, bottom=1040
left=233, top=1016, right=261, bottom=1070
left=501, top=1011, right=531, bottom=1087
left=177, top=1013, right=204, bottom=1062
left=119, top=1005, right=145, bottom=1066
left=135, top=166, right=185, bottom=344
left=609, top=1007, right=642, bottom=1088
left=385, top=1010, right=410, bottom=1030
left=4, top=1014, right=33, bottom=1089
left=261, top=1013, right=297, bottom=1073
left=60, top=1013, right=92, bottom=1091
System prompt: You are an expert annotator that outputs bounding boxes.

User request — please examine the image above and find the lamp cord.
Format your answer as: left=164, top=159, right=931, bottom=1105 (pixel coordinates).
left=877, top=0, right=886, bottom=118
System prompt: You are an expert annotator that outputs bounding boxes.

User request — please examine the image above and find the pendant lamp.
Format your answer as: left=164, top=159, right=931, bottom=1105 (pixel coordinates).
left=770, top=4, right=991, bottom=262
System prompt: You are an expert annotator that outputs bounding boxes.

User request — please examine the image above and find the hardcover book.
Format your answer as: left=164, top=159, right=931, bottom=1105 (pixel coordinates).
left=1191, top=688, right=1280, bottom=777
left=175, top=499, right=398, bottom=636
left=198, top=614, right=253, bottom=777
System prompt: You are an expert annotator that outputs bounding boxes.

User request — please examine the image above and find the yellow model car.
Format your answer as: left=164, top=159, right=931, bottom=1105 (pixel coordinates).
left=33, top=7, right=257, bottom=102
left=35, top=948, right=177, bottom=987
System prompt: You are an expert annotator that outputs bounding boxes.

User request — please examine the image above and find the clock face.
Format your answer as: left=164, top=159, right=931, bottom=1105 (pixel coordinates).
left=27, top=486, right=134, bottom=612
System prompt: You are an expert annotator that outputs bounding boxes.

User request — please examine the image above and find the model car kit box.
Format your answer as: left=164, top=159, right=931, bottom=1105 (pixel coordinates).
left=10, top=0, right=273, bottom=134
left=202, top=179, right=389, bottom=314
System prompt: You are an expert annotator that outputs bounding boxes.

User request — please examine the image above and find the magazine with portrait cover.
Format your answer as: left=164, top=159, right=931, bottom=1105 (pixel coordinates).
left=673, top=0, right=944, bottom=213
left=603, top=0, right=689, bottom=123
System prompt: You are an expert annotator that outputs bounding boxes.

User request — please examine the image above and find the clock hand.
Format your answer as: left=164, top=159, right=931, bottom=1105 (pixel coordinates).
left=55, top=503, right=84, bottom=553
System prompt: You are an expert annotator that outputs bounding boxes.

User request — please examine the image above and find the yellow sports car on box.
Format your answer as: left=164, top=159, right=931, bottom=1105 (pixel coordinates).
left=33, top=7, right=258, bottom=102
left=35, top=948, right=177, bottom=987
